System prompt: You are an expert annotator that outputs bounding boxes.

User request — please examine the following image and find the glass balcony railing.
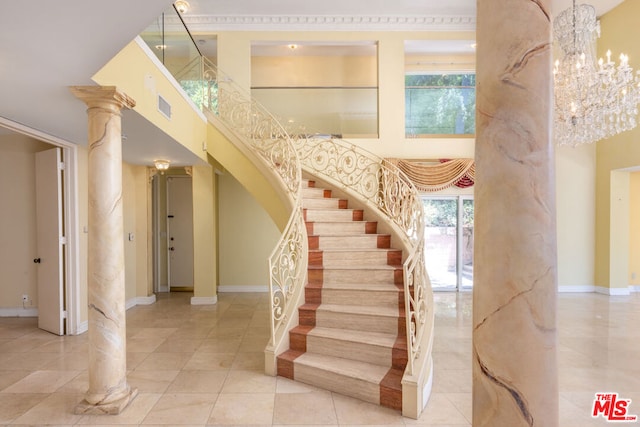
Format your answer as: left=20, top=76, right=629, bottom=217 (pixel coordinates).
left=140, top=4, right=218, bottom=111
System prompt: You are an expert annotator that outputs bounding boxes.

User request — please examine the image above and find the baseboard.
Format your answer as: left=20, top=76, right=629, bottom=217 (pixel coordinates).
left=558, top=285, right=596, bottom=293
left=191, top=296, right=218, bottom=305
left=125, top=298, right=137, bottom=310
left=559, top=285, right=638, bottom=295
left=77, top=320, right=88, bottom=334
left=217, top=285, right=269, bottom=293
left=136, top=294, right=157, bottom=305
left=0, top=307, right=38, bottom=317
left=595, top=286, right=632, bottom=296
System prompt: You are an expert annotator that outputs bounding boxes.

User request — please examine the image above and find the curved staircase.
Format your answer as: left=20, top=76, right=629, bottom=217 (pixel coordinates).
left=277, top=177, right=408, bottom=410
left=174, top=55, right=434, bottom=418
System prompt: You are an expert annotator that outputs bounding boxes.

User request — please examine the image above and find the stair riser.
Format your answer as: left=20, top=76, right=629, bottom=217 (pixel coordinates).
left=307, top=222, right=378, bottom=236
left=315, top=235, right=389, bottom=250
left=319, top=288, right=400, bottom=308
left=313, top=269, right=402, bottom=286
left=293, top=362, right=380, bottom=405
left=305, top=209, right=361, bottom=222
left=287, top=178, right=408, bottom=413
left=315, top=311, right=398, bottom=334
left=306, top=335, right=392, bottom=367
left=301, top=188, right=328, bottom=198
left=303, top=198, right=347, bottom=209
left=316, top=251, right=401, bottom=268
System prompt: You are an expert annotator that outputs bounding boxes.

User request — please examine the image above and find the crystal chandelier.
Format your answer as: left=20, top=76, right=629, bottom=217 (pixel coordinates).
left=553, top=1, right=640, bottom=146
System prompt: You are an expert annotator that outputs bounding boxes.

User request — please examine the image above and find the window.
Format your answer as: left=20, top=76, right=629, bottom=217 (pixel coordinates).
left=405, top=73, right=476, bottom=137
left=423, top=196, right=474, bottom=291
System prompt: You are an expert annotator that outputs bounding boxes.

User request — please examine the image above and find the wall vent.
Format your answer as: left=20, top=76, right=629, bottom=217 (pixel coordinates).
left=158, top=94, right=172, bottom=119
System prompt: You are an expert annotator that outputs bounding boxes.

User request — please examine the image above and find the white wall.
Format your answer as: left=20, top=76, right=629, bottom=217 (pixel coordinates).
left=0, top=134, right=52, bottom=312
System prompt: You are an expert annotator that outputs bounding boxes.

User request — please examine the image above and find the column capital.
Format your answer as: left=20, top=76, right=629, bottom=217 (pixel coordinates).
left=70, top=85, right=136, bottom=110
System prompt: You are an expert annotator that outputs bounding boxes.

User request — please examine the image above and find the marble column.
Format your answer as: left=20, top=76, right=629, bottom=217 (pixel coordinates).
left=71, top=86, right=138, bottom=415
left=473, top=1, right=558, bottom=426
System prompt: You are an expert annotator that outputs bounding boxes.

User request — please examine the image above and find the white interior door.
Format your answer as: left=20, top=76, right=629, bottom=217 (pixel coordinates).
left=167, top=176, right=194, bottom=290
left=35, top=147, right=65, bottom=335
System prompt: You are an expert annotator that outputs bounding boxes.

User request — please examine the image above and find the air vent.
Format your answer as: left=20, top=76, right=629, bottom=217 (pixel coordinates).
left=158, top=94, right=171, bottom=119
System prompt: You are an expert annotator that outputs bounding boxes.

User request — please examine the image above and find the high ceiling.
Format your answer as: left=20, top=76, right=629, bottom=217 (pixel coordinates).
left=0, top=0, right=627, bottom=166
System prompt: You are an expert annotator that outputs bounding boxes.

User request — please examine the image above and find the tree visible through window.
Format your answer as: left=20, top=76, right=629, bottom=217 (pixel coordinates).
left=405, top=73, right=476, bottom=137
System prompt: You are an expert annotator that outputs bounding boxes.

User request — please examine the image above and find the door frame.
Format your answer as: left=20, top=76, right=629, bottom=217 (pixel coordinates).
left=166, top=175, right=194, bottom=290
left=0, top=117, right=82, bottom=335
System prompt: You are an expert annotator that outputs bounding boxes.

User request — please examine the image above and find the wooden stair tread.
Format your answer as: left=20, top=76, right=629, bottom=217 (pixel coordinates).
left=309, top=248, right=394, bottom=252
left=307, top=264, right=399, bottom=271
left=294, top=352, right=390, bottom=382
left=284, top=175, right=408, bottom=412
left=316, top=303, right=400, bottom=317
left=303, top=326, right=398, bottom=347
left=307, top=282, right=400, bottom=291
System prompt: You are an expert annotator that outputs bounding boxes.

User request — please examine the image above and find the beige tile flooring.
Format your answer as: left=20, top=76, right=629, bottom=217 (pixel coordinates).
left=0, top=291, right=639, bottom=426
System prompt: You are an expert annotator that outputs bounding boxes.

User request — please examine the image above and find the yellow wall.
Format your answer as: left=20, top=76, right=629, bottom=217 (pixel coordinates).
left=218, top=172, right=281, bottom=289
left=405, top=54, right=475, bottom=74
left=122, top=163, right=151, bottom=303
left=252, top=55, right=377, bottom=87
left=93, top=39, right=208, bottom=164
left=630, top=172, right=640, bottom=286
left=192, top=163, right=217, bottom=298
left=214, top=31, right=476, bottom=160
left=207, top=123, right=291, bottom=230
left=89, top=26, right=602, bottom=299
left=209, top=29, right=602, bottom=289
left=555, top=144, right=596, bottom=288
left=595, top=0, right=640, bottom=290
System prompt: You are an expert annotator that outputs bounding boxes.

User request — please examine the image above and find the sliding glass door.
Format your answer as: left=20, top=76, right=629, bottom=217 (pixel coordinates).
left=423, top=197, right=474, bottom=291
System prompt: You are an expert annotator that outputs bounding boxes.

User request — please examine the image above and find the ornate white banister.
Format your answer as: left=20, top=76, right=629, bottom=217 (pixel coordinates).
left=178, top=55, right=433, bottom=416
left=196, top=58, right=308, bottom=370
left=289, top=134, right=433, bottom=381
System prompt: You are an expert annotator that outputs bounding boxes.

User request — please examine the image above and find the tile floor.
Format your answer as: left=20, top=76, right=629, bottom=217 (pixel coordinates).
left=0, top=291, right=639, bottom=426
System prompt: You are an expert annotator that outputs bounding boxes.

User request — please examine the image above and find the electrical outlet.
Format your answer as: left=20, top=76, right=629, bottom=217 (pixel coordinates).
left=22, top=294, right=29, bottom=302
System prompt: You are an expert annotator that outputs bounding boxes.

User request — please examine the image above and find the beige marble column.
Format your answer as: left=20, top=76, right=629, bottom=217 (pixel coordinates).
left=71, top=86, right=138, bottom=415
left=473, top=1, right=558, bottom=426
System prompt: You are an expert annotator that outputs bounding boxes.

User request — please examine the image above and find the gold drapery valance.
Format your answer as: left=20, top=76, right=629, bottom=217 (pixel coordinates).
left=385, top=158, right=475, bottom=192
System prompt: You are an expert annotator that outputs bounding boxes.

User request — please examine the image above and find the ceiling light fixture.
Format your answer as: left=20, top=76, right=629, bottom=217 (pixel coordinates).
left=174, top=0, right=190, bottom=14
left=154, top=159, right=171, bottom=174
left=553, top=0, right=640, bottom=146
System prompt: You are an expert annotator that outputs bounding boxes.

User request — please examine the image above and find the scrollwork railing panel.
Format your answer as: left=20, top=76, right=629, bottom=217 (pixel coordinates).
left=268, top=205, right=307, bottom=341
left=189, top=56, right=431, bottom=380
left=198, top=57, right=306, bottom=350
left=289, top=132, right=431, bottom=376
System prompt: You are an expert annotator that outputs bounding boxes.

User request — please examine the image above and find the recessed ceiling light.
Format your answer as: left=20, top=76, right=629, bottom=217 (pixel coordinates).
left=155, top=44, right=167, bottom=50
left=175, top=0, right=189, bottom=14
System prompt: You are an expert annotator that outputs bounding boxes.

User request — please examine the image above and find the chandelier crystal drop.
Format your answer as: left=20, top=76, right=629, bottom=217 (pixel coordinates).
left=553, top=1, right=640, bottom=146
